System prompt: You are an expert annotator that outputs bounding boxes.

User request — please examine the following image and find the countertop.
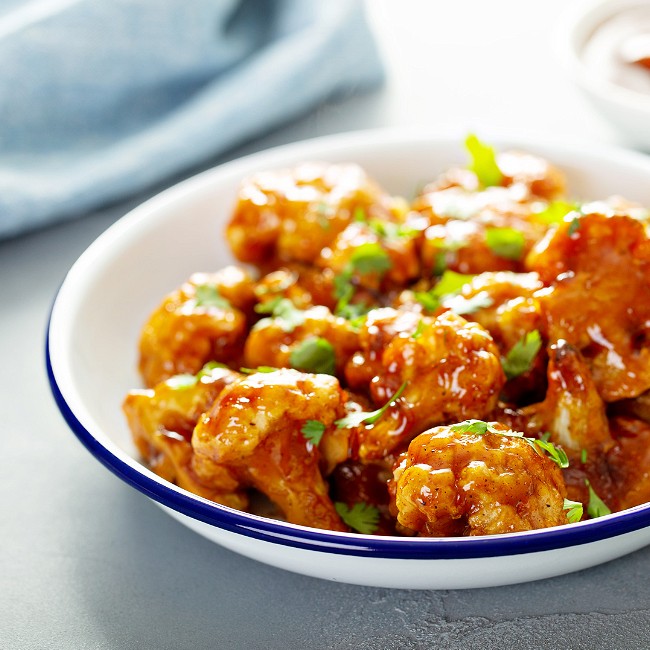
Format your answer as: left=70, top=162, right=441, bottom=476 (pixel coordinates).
left=3, top=1, right=650, bottom=648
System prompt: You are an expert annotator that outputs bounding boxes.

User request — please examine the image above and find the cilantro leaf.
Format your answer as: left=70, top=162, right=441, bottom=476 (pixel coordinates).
left=414, top=270, right=477, bottom=313
left=585, top=480, right=611, bottom=518
left=581, top=448, right=588, bottom=464
left=301, top=420, right=326, bottom=445
left=450, top=420, right=489, bottom=436
left=563, top=498, right=584, bottom=524
left=449, top=420, right=569, bottom=469
left=336, top=382, right=408, bottom=429
left=485, top=227, right=526, bottom=261
left=164, top=373, right=198, bottom=390
left=240, top=366, right=278, bottom=374
left=289, top=337, right=336, bottom=375
left=465, top=134, right=503, bottom=187
left=412, top=319, right=426, bottom=340
left=568, top=216, right=581, bottom=236
left=441, top=292, right=494, bottom=315
left=254, top=297, right=306, bottom=333
left=335, top=502, right=380, bottom=534
left=533, top=201, right=580, bottom=225
left=349, top=242, right=393, bottom=276
left=501, top=330, right=542, bottom=380
left=194, top=284, right=232, bottom=309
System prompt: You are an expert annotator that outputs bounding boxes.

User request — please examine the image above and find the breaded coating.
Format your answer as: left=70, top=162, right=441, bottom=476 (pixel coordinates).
left=527, top=212, right=650, bottom=401
left=192, top=369, right=347, bottom=531
left=123, top=365, right=247, bottom=509
left=344, top=308, right=505, bottom=459
left=390, top=422, right=568, bottom=536
left=138, top=267, right=256, bottom=387
left=225, top=162, right=397, bottom=266
left=244, top=304, right=359, bottom=376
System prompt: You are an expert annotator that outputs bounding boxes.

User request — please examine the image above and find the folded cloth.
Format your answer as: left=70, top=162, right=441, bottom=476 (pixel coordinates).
left=0, top=0, right=383, bottom=239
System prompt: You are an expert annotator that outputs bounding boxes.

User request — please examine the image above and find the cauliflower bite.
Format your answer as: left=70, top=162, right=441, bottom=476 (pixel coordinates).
left=389, top=421, right=568, bottom=536
left=343, top=308, right=505, bottom=460
left=527, top=212, right=650, bottom=401
left=225, top=162, right=398, bottom=266
left=192, top=369, right=348, bottom=531
left=243, top=304, right=359, bottom=376
left=138, top=267, right=256, bottom=387
left=123, top=364, right=247, bottom=509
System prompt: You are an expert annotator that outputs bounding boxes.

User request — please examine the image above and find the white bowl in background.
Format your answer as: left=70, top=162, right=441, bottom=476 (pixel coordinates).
left=47, top=128, right=650, bottom=589
left=557, top=0, right=650, bottom=150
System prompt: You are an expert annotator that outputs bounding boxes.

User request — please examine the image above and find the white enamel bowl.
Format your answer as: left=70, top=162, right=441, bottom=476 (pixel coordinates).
left=47, top=128, right=650, bottom=589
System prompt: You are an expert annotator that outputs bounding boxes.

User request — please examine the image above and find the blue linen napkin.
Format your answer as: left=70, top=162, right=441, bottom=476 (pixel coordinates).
left=0, top=0, right=384, bottom=239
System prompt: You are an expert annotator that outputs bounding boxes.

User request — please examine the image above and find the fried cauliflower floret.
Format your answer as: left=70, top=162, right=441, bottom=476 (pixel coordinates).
left=389, top=422, right=568, bottom=537
left=192, top=369, right=347, bottom=531
left=608, top=417, right=650, bottom=511
left=317, top=220, right=421, bottom=294
left=225, top=162, right=397, bottom=266
left=527, top=212, right=650, bottom=401
left=123, top=365, right=247, bottom=509
left=243, top=304, right=359, bottom=376
left=138, top=267, right=256, bottom=387
left=254, top=265, right=338, bottom=311
left=373, top=310, right=505, bottom=427
left=343, top=308, right=505, bottom=460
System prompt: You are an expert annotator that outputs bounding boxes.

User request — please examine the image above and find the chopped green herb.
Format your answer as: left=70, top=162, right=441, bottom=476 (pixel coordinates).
left=450, top=419, right=569, bottom=469
left=450, top=420, right=489, bottom=436
left=301, top=420, right=326, bottom=445
left=563, top=498, right=584, bottom=524
left=581, top=448, right=588, bottom=464
left=254, top=297, right=306, bottom=333
left=336, top=382, right=408, bottom=429
left=485, top=227, right=526, bottom=261
left=433, top=270, right=475, bottom=296
left=353, top=207, right=367, bottom=222
left=465, top=134, right=503, bottom=187
left=501, top=330, right=543, bottom=380
left=534, top=439, right=569, bottom=469
left=432, top=250, right=447, bottom=276
left=414, top=270, right=476, bottom=312
left=568, top=216, right=581, bottom=236
left=337, top=301, right=371, bottom=322
left=194, top=284, right=232, bottom=309
left=442, top=292, right=494, bottom=316
left=165, top=373, right=198, bottom=390
left=585, top=479, right=611, bottom=518
left=533, top=201, right=580, bottom=225
left=539, top=431, right=552, bottom=443
left=240, top=366, right=278, bottom=375
left=289, top=337, right=336, bottom=375
left=334, top=502, right=380, bottom=534
left=197, top=361, right=228, bottom=380
left=414, top=291, right=441, bottom=312
left=412, top=319, right=426, bottom=340
left=367, top=219, right=421, bottom=240
left=349, top=242, right=393, bottom=276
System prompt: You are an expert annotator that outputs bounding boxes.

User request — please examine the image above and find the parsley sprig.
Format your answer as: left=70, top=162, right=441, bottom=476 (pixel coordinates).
left=165, top=361, right=228, bottom=390
left=335, top=502, right=380, bottom=534
left=336, top=382, right=408, bottom=429
left=449, top=420, right=569, bottom=469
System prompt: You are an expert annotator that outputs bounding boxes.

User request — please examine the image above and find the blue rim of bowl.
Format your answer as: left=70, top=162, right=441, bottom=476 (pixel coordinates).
left=46, top=310, right=650, bottom=560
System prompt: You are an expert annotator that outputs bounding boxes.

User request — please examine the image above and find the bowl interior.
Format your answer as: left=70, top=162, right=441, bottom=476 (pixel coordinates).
left=49, top=129, right=650, bottom=537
